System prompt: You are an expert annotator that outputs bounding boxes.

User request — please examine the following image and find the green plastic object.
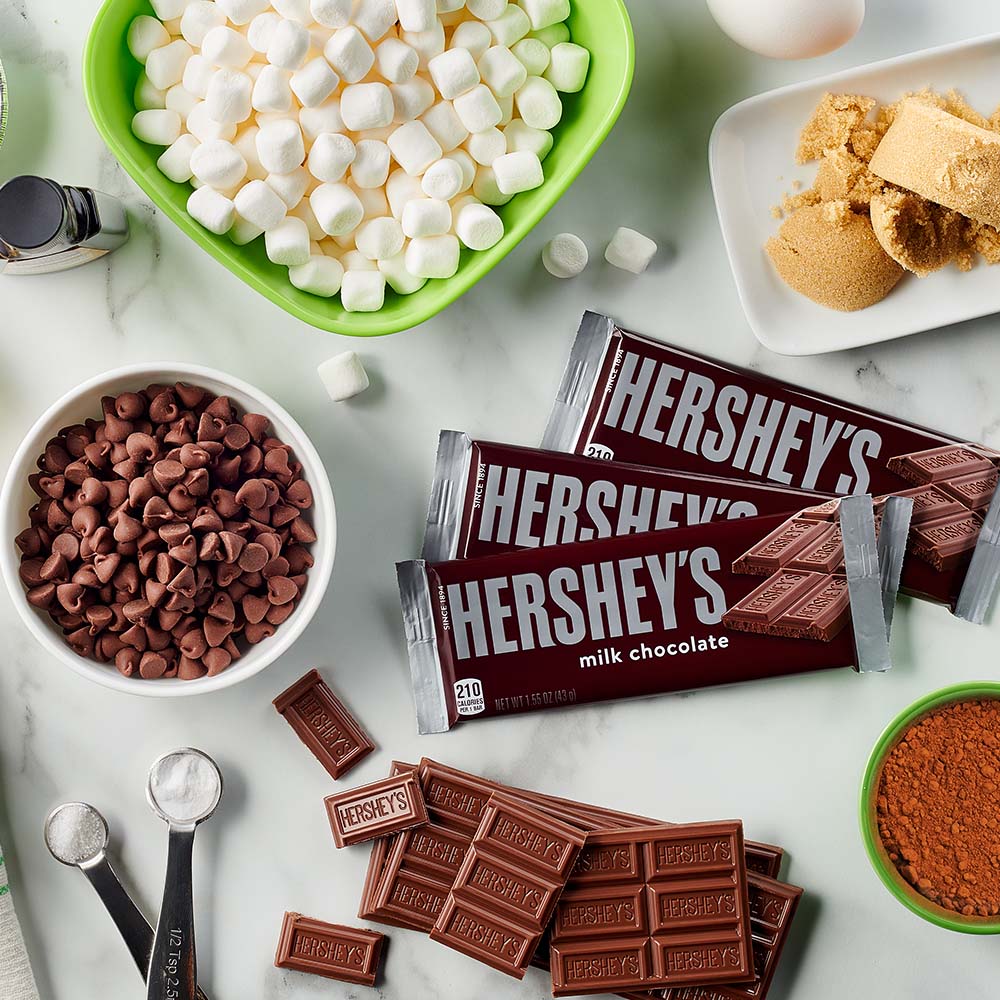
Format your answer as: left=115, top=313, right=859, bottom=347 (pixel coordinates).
left=83, top=1, right=634, bottom=336
left=859, top=681, right=1000, bottom=934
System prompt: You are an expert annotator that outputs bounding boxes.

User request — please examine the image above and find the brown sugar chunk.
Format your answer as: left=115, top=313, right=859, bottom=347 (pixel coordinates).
left=869, top=188, right=966, bottom=276
left=796, top=92, right=876, bottom=163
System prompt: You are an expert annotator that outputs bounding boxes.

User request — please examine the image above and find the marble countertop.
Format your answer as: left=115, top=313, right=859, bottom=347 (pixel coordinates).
left=3, top=1, right=1000, bottom=997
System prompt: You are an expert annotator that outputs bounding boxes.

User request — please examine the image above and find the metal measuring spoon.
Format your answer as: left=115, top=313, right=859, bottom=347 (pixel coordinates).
left=43, top=802, right=211, bottom=1000
left=145, top=749, right=223, bottom=1000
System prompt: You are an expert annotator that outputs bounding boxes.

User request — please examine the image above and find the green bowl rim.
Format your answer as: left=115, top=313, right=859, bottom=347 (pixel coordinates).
left=859, top=680, right=1000, bottom=934
left=81, top=0, right=636, bottom=337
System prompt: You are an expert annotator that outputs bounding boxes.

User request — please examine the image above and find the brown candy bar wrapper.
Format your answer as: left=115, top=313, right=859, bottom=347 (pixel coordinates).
left=398, top=503, right=895, bottom=733
left=542, top=313, right=1000, bottom=615
left=422, top=432, right=831, bottom=562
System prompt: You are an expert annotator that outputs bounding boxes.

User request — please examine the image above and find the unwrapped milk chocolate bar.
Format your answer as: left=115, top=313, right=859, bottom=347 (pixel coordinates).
left=542, top=313, right=1000, bottom=615
left=398, top=499, right=899, bottom=733
left=422, top=432, right=831, bottom=562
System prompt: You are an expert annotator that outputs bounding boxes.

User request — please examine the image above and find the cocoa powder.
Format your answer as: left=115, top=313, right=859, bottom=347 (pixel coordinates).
left=877, top=698, right=1000, bottom=918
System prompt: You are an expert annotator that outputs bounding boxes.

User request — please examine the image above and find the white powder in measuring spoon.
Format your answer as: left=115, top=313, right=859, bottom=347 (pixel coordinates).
left=148, top=751, right=222, bottom=824
left=45, top=803, right=107, bottom=865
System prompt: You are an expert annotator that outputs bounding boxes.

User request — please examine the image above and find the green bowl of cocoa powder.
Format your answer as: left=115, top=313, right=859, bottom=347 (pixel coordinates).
left=860, top=682, right=1000, bottom=934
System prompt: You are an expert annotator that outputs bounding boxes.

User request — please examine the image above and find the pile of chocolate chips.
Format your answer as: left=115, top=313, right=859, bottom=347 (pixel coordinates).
left=15, top=383, right=316, bottom=680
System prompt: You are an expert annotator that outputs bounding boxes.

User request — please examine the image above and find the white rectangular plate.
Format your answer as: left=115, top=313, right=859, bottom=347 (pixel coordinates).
left=710, top=32, right=1000, bottom=356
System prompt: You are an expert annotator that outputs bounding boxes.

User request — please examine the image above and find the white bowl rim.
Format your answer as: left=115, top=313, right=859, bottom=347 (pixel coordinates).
left=0, top=361, right=336, bottom=698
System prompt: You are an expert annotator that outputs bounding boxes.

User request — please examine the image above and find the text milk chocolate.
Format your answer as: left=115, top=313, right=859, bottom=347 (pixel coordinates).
left=423, top=432, right=830, bottom=562
left=398, top=511, right=884, bottom=733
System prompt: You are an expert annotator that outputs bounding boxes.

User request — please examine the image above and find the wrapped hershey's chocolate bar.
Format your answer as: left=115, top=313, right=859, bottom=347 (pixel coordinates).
left=423, top=431, right=832, bottom=562
left=398, top=498, right=902, bottom=732
left=543, top=313, right=1000, bottom=615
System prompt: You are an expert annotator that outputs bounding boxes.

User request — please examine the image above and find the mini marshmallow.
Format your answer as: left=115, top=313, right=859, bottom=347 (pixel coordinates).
left=503, top=118, right=552, bottom=158
left=206, top=68, right=253, bottom=124
left=165, top=84, right=199, bottom=117
left=437, top=0, right=467, bottom=10
left=132, top=109, right=182, bottom=146
left=341, top=82, right=395, bottom=130
left=378, top=251, right=427, bottom=294
left=324, top=26, right=375, bottom=83
left=180, top=2, right=225, bottom=47
left=256, top=119, right=306, bottom=174
left=291, top=255, right=345, bottom=296
left=353, top=183, right=391, bottom=219
left=182, top=54, right=214, bottom=97
left=150, top=0, right=187, bottom=19
left=486, top=5, right=530, bottom=46
left=265, top=215, right=312, bottom=264
left=310, top=182, right=365, bottom=235
left=402, top=197, right=452, bottom=237
left=478, top=45, right=527, bottom=97
left=310, top=0, right=352, bottom=28
left=520, top=0, right=570, bottom=30
left=202, top=26, right=253, bottom=68
left=542, top=232, right=587, bottom=277
left=530, top=22, right=569, bottom=47
left=421, top=157, right=464, bottom=199
left=355, top=216, right=404, bottom=259
left=191, top=138, right=248, bottom=188
left=272, top=0, right=312, bottom=21
left=465, top=0, right=506, bottom=18
left=247, top=11, right=281, bottom=50
left=515, top=75, right=561, bottom=129
left=388, top=120, right=442, bottom=175
left=252, top=65, right=293, bottom=112
left=230, top=215, right=265, bottom=245
left=421, top=101, right=468, bottom=152
left=300, top=99, right=344, bottom=142
left=455, top=200, right=503, bottom=250
left=145, top=39, right=193, bottom=90
left=497, top=92, right=514, bottom=125
left=445, top=148, right=476, bottom=191
left=351, top=139, right=391, bottom=188
left=266, top=167, right=310, bottom=208
left=187, top=185, right=236, bottom=233
left=234, top=126, right=268, bottom=179
left=450, top=21, right=492, bottom=61
left=390, top=77, right=436, bottom=123
left=395, top=0, right=436, bottom=32
left=267, top=18, right=311, bottom=70
left=605, top=227, right=657, bottom=274
left=376, top=37, right=419, bottom=83
left=352, top=0, right=398, bottom=41
left=317, top=350, right=370, bottom=397
left=465, top=126, right=505, bottom=165
left=492, top=149, right=542, bottom=194
left=405, top=233, right=460, bottom=278
left=128, top=15, right=170, bottom=63
left=472, top=163, right=512, bottom=205
left=290, top=200, right=327, bottom=240
left=217, top=0, right=271, bottom=25
left=187, top=101, right=239, bottom=141
left=386, top=168, right=426, bottom=217
left=234, top=178, right=288, bottom=230
left=157, top=133, right=200, bottom=183
left=134, top=73, right=166, bottom=111
left=290, top=58, right=340, bottom=108
left=340, top=270, right=386, bottom=311
left=428, top=47, right=480, bottom=100
left=453, top=84, right=502, bottom=133
left=308, top=132, right=357, bottom=182
left=400, top=22, right=445, bottom=68
left=511, top=37, right=550, bottom=75
left=544, top=42, right=590, bottom=93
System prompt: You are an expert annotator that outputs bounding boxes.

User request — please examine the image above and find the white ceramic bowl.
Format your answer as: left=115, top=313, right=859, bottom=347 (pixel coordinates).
left=0, top=363, right=336, bottom=697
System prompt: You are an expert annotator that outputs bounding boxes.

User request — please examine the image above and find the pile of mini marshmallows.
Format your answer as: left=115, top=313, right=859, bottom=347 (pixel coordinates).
left=127, top=0, right=591, bottom=312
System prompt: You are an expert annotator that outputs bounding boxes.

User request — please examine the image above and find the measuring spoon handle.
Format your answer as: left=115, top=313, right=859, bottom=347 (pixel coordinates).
left=82, top=856, right=210, bottom=1000
left=147, top=826, right=198, bottom=1000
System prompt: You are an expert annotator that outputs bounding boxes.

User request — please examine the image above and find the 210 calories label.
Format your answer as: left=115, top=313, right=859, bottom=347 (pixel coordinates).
left=454, top=678, right=486, bottom=716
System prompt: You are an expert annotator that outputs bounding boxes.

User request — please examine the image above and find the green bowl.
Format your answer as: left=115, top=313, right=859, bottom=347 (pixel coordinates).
left=83, top=1, right=634, bottom=336
left=859, top=681, right=1000, bottom=934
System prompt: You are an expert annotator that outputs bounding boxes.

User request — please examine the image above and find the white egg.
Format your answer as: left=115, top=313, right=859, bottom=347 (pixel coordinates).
left=706, top=0, right=864, bottom=60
